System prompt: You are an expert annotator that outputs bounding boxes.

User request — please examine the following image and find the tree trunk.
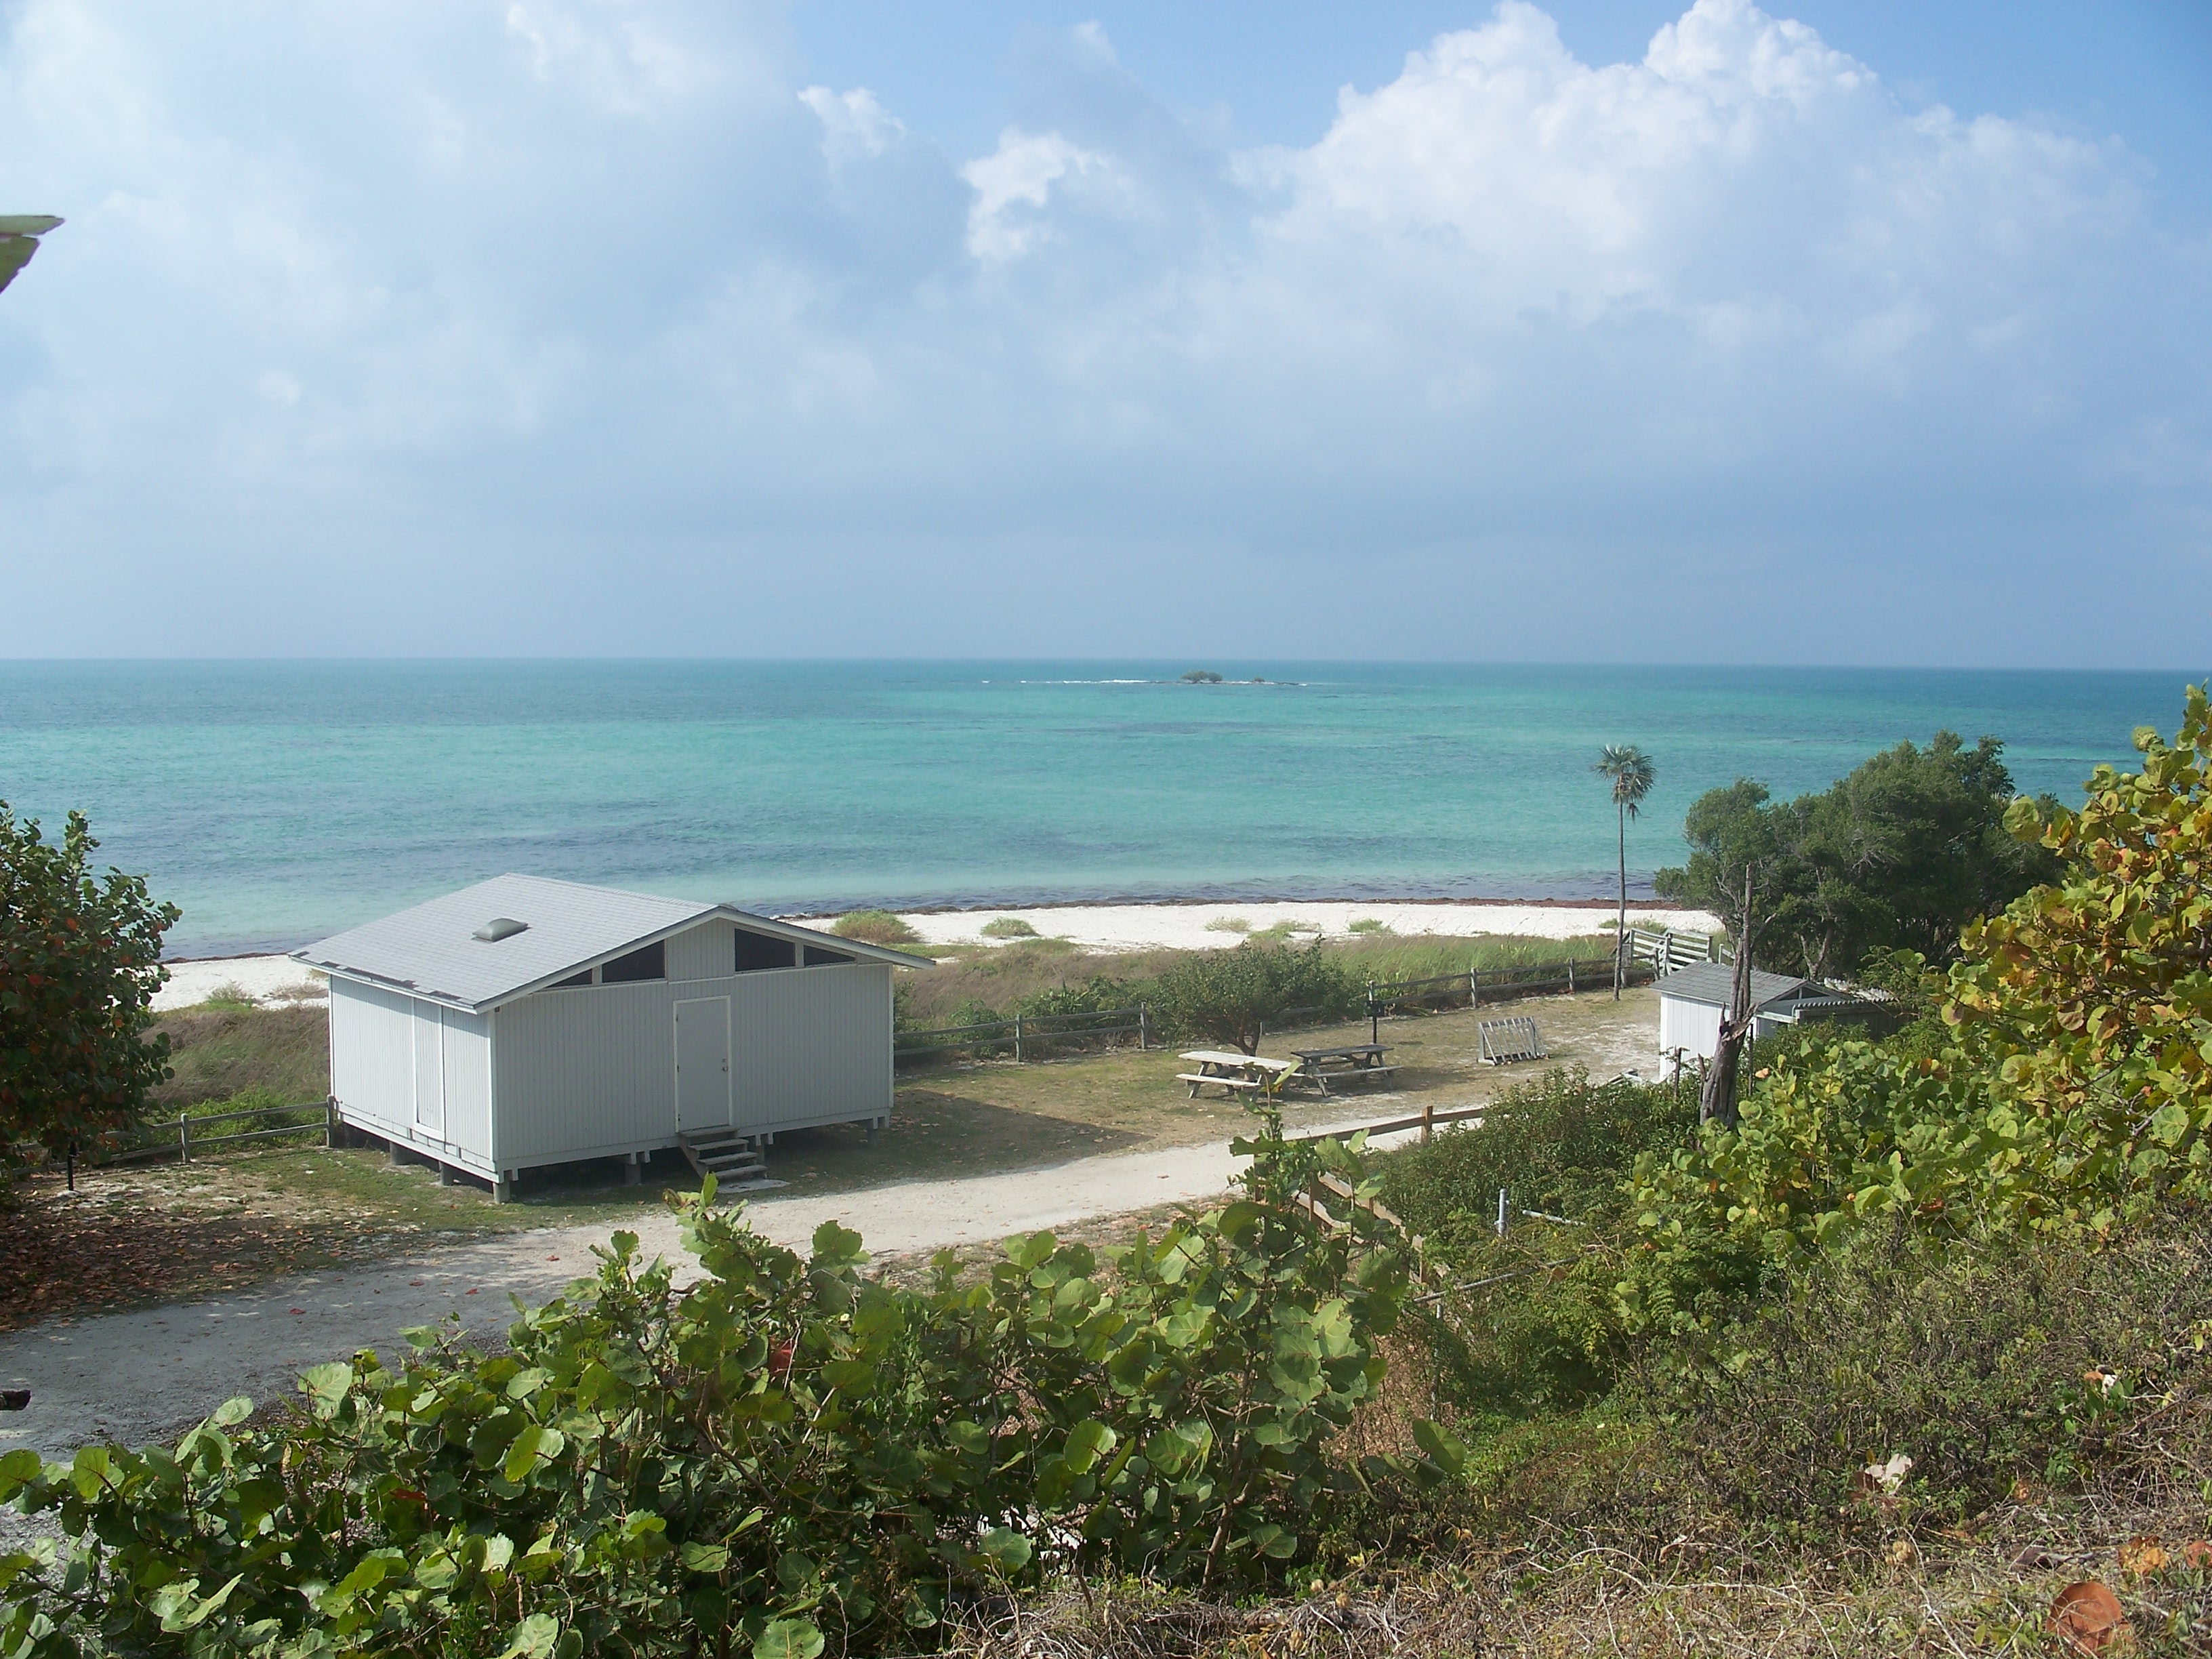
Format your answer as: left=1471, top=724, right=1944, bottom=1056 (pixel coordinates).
left=1614, top=800, right=1627, bottom=1000
left=1700, top=862, right=1758, bottom=1129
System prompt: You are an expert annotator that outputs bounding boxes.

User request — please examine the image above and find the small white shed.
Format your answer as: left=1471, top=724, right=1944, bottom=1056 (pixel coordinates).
left=293, top=875, right=932, bottom=1199
left=1656, top=962, right=1843, bottom=1080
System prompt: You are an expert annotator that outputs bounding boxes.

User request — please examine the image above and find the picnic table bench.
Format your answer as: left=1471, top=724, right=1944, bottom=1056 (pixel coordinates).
left=1478, top=1016, right=1547, bottom=1065
left=1286, top=1043, right=1399, bottom=1095
left=1176, top=1050, right=1298, bottom=1099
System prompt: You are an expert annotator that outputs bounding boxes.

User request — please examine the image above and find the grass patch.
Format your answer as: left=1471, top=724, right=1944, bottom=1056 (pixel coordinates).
left=831, top=908, right=920, bottom=945
left=1348, top=917, right=1391, bottom=935
left=150, top=1004, right=328, bottom=1117
left=1204, top=916, right=1250, bottom=935
left=979, top=916, right=1038, bottom=939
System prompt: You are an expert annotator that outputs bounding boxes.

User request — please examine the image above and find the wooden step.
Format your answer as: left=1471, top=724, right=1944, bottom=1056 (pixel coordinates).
left=678, top=1129, right=775, bottom=1189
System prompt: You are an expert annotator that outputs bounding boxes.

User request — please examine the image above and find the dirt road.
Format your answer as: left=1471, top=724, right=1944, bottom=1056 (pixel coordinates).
left=0, top=1110, right=1433, bottom=1459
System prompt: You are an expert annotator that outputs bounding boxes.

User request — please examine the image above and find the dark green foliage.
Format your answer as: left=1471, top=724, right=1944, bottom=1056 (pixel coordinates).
left=1661, top=1224, right=2212, bottom=1536
left=1372, top=1071, right=1694, bottom=1422
left=1653, top=732, right=2065, bottom=980
left=1374, top=1068, right=1694, bottom=1244
left=1150, top=941, right=1357, bottom=1054
left=831, top=909, right=920, bottom=946
left=0, top=804, right=178, bottom=1165
left=1, top=1130, right=1445, bottom=1658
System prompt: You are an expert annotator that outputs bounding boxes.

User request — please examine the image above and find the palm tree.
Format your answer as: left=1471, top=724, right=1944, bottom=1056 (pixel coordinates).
left=1593, top=744, right=1656, bottom=998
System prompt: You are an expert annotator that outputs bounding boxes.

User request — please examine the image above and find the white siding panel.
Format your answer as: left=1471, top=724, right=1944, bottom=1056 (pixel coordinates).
left=330, top=981, right=418, bottom=1139
left=440, top=1009, right=493, bottom=1160
left=493, top=983, right=680, bottom=1164
left=667, top=919, right=735, bottom=983
left=1658, top=996, right=1723, bottom=1079
left=411, top=1006, right=445, bottom=1135
left=732, top=964, right=891, bottom=1132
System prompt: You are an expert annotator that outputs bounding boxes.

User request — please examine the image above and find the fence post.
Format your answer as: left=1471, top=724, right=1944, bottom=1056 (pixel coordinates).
left=1368, top=983, right=1379, bottom=1046
left=325, top=1095, right=335, bottom=1148
left=1422, top=1097, right=1435, bottom=1145
left=1139, top=1004, right=1150, bottom=1050
left=1013, top=1014, right=1024, bottom=1064
left=179, top=1114, right=190, bottom=1165
left=1470, top=968, right=1481, bottom=1008
left=1567, top=961, right=1575, bottom=994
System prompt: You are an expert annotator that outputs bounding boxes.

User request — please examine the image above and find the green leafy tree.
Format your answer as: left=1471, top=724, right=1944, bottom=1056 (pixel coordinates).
left=1592, top=744, right=1656, bottom=998
left=1654, top=732, right=2061, bottom=983
left=1151, top=939, right=1356, bottom=1054
left=1, top=804, right=178, bottom=1166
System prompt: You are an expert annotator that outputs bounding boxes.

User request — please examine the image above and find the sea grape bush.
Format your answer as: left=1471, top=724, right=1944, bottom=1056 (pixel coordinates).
left=1616, top=687, right=2212, bottom=1334
left=0, top=804, right=178, bottom=1166
left=1, top=1126, right=1438, bottom=1659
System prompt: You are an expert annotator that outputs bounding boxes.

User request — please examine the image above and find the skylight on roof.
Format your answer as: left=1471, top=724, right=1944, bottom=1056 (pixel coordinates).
left=473, top=917, right=529, bottom=942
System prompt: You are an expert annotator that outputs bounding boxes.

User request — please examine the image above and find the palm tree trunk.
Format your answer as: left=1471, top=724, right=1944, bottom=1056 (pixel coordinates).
left=1614, top=800, right=1627, bottom=999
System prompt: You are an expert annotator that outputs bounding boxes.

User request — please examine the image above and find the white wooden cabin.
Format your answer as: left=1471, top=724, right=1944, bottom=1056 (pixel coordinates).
left=293, top=875, right=932, bottom=1199
left=1656, top=962, right=1846, bottom=1080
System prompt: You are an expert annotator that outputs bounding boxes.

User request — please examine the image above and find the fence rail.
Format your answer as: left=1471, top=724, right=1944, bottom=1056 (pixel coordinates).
left=1627, top=928, right=1727, bottom=972
left=1364, top=955, right=1647, bottom=1015
left=896, top=1005, right=1153, bottom=1063
left=110, top=1097, right=335, bottom=1164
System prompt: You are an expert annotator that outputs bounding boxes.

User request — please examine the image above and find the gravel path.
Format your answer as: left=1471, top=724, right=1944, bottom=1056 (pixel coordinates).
left=0, top=1111, right=1428, bottom=1459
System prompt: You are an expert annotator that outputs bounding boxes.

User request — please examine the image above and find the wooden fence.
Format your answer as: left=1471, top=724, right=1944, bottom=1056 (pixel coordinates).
left=1363, top=955, right=1647, bottom=1017
left=111, top=1097, right=335, bottom=1165
left=1627, top=928, right=1727, bottom=972
left=895, top=1005, right=1153, bottom=1063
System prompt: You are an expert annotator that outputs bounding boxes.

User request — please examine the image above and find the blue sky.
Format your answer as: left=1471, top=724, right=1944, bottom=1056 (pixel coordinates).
left=1, top=0, right=2207, bottom=664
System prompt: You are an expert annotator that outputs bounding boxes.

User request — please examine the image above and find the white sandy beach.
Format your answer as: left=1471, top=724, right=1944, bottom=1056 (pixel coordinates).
left=155, top=898, right=1720, bottom=1010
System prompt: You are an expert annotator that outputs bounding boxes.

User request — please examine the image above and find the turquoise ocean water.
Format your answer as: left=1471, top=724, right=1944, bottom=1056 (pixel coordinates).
left=0, top=661, right=2194, bottom=957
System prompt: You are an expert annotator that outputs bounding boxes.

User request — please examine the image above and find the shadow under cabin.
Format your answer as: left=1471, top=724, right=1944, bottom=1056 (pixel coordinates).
left=292, top=874, right=934, bottom=1199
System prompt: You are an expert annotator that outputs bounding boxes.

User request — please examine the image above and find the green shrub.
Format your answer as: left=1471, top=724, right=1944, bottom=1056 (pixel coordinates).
left=1347, top=918, right=1390, bottom=936
left=1, top=1133, right=1446, bottom=1658
left=1151, top=941, right=1357, bottom=1054
left=979, top=917, right=1038, bottom=939
left=1375, top=1068, right=1694, bottom=1243
left=1659, top=1224, right=2212, bottom=1537
left=832, top=909, right=920, bottom=946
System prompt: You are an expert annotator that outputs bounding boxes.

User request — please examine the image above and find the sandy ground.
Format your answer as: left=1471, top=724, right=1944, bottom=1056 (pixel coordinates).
left=155, top=955, right=328, bottom=1010
left=0, top=1110, right=1435, bottom=1460
left=817, top=899, right=1720, bottom=954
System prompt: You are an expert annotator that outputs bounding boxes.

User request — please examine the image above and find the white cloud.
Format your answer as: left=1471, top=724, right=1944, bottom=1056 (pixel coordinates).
left=0, top=1, right=2201, bottom=662
left=960, top=128, right=1122, bottom=261
left=798, top=85, right=903, bottom=167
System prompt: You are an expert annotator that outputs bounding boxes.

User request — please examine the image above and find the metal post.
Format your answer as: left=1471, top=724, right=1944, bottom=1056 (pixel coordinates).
left=1013, top=1014, right=1024, bottom=1063
left=1496, top=1187, right=1508, bottom=1238
left=1368, top=984, right=1379, bottom=1046
left=180, top=1115, right=190, bottom=1165
left=1471, top=969, right=1480, bottom=1008
left=1568, top=961, right=1575, bottom=994
left=325, top=1096, right=335, bottom=1148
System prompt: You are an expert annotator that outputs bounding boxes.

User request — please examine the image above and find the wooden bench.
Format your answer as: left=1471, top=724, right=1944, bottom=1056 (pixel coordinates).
left=1479, top=1016, right=1547, bottom=1065
left=1177, top=1072, right=1265, bottom=1098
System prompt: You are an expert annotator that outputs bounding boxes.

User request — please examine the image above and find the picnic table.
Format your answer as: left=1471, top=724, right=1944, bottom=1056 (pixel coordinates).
left=1176, top=1050, right=1299, bottom=1099
left=1286, top=1043, right=1398, bottom=1095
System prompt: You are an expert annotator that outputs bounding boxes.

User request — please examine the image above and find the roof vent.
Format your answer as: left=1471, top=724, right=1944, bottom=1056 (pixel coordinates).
left=473, top=917, right=529, bottom=943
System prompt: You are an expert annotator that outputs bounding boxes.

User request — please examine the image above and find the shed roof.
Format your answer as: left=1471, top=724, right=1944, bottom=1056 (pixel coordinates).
left=1656, top=961, right=1824, bottom=1012
left=293, top=874, right=931, bottom=1013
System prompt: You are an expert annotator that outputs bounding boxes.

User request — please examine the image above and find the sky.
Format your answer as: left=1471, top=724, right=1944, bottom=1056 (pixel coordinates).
left=0, top=0, right=2207, bottom=665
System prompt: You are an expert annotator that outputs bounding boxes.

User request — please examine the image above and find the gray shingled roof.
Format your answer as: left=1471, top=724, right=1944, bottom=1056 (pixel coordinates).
left=293, top=874, right=929, bottom=1012
left=1656, top=961, right=1822, bottom=1011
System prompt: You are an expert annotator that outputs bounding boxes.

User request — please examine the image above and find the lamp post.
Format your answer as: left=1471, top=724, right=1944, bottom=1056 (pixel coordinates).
left=0, top=216, right=64, bottom=295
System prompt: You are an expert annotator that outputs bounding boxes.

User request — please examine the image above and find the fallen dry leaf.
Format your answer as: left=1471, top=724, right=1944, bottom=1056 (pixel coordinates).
left=2118, top=1536, right=2167, bottom=1577
left=2049, top=1580, right=2128, bottom=1654
left=1885, top=1538, right=1917, bottom=1566
left=2182, top=1540, right=2212, bottom=1570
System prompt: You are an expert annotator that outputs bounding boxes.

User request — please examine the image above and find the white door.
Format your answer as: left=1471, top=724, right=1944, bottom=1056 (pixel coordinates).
left=674, top=998, right=732, bottom=1132
left=412, top=1006, right=445, bottom=1136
